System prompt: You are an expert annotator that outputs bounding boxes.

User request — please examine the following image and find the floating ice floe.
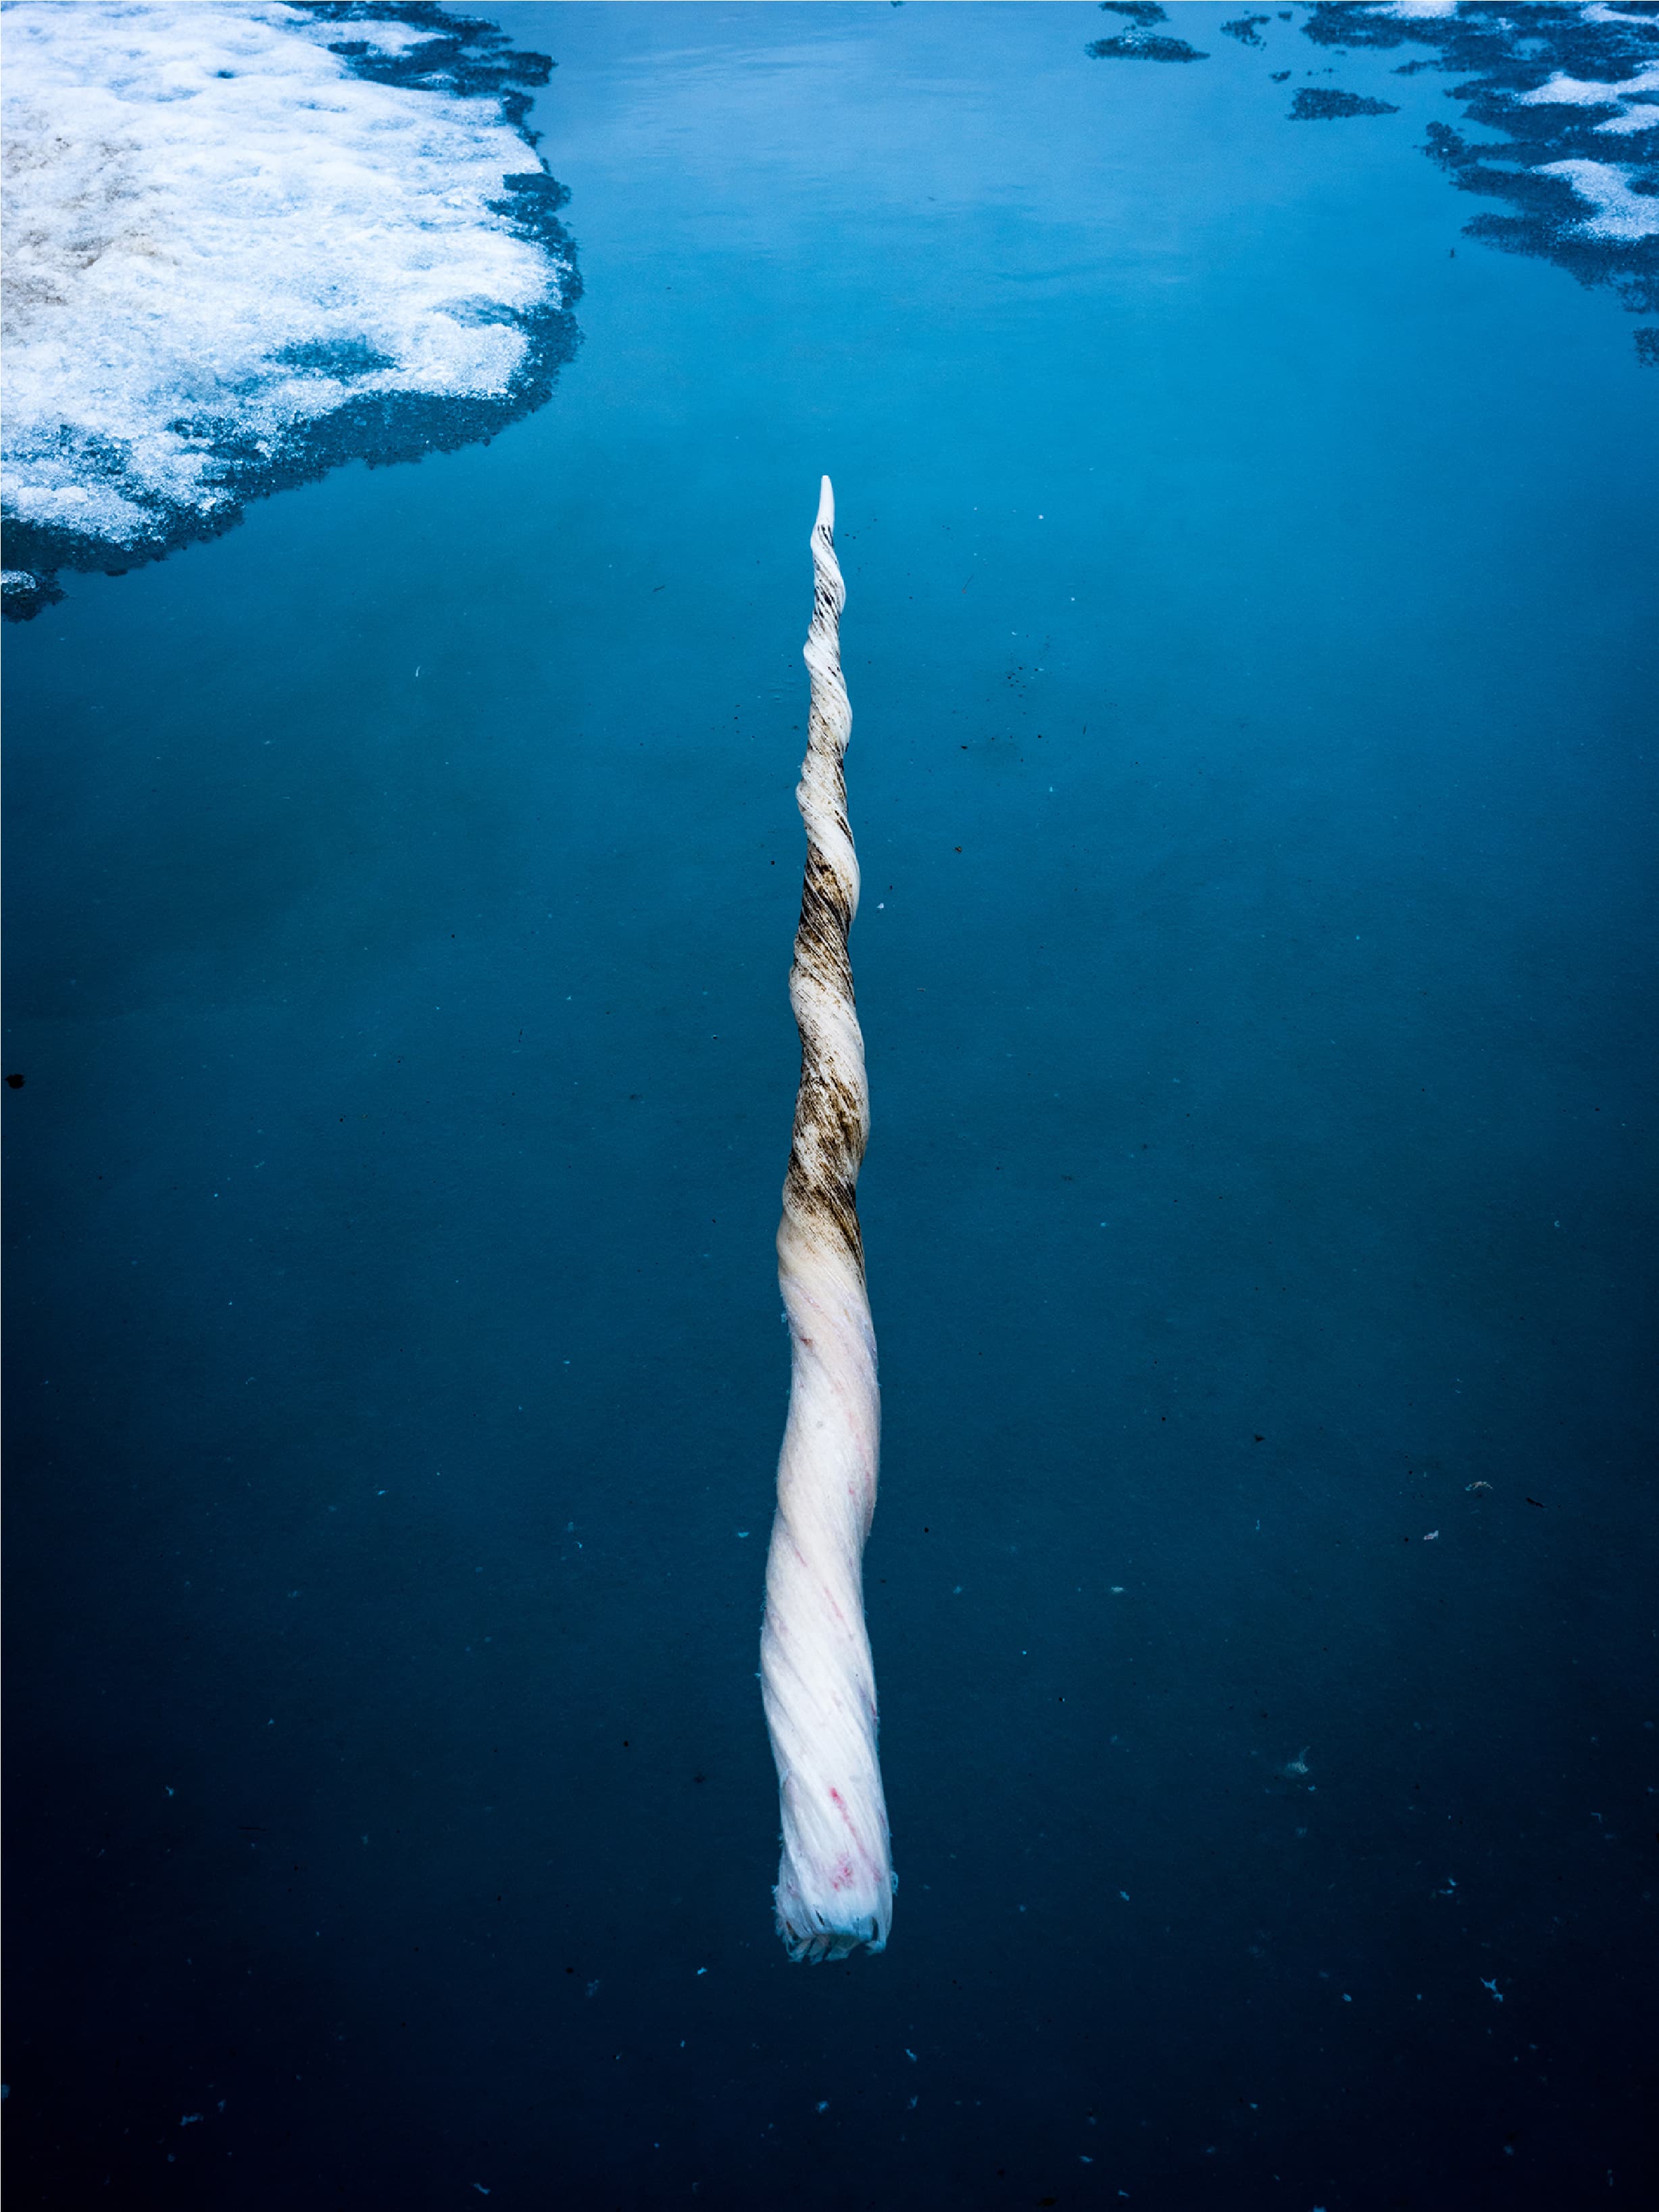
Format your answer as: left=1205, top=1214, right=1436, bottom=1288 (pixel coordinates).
left=1, top=1, right=581, bottom=616
left=1305, top=0, right=1658, bottom=364
left=1596, top=103, right=1659, bottom=135
left=1518, top=66, right=1659, bottom=106
left=1519, top=66, right=1659, bottom=141
left=1536, top=158, right=1659, bottom=238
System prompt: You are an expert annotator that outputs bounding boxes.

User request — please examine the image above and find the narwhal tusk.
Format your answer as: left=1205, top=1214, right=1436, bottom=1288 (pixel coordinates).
left=759, top=475, right=895, bottom=1963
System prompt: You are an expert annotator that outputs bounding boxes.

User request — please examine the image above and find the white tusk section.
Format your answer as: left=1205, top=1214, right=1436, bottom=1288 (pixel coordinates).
left=760, top=475, right=895, bottom=1963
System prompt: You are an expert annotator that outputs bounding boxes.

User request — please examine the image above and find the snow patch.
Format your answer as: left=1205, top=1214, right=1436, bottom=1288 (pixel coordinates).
left=1537, top=157, right=1659, bottom=237
left=1518, top=66, right=1659, bottom=106
left=1, top=1, right=577, bottom=597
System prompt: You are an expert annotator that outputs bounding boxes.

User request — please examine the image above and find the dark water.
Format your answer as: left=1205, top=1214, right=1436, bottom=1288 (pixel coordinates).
left=5, top=6, right=1656, bottom=2206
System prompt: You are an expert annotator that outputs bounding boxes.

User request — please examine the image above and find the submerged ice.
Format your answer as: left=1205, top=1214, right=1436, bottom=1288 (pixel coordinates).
left=1, top=1, right=580, bottom=616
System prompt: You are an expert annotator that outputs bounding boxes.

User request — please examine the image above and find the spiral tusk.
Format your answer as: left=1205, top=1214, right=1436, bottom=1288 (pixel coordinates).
left=759, top=476, right=895, bottom=1963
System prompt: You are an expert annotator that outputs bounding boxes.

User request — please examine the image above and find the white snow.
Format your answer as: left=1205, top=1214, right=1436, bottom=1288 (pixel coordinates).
left=326, top=19, right=445, bottom=57
left=1536, top=157, right=1659, bottom=237
left=1, top=2, right=568, bottom=549
left=1518, top=66, right=1659, bottom=106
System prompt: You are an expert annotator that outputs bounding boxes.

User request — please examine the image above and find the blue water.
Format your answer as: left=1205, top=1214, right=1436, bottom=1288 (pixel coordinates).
left=5, top=6, right=1656, bottom=2206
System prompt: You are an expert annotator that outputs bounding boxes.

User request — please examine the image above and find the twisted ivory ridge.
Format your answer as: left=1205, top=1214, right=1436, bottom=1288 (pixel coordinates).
left=760, top=476, right=895, bottom=1963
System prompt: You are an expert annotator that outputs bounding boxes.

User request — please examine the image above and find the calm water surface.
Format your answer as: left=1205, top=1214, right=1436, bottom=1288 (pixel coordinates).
left=5, top=6, right=1656, bottom=2207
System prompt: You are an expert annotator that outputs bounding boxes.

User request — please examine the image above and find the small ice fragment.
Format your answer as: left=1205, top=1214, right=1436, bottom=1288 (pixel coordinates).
left=180, top=2113, right=202, bottom=2125
left=905, top=2048, right=917, bottom=2061
left=1119, top=1890, right=1130, bottom=1900
left=816, top=2100, right=830, bottom=2113
left=1110, top=1585, right=1124, bottom=1594
left=736, top=1531, right=749, bottom=1539
left=697, top=1967, right=708, bottom=1975
left=1481, top=1977, right=1504, bottom=2002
